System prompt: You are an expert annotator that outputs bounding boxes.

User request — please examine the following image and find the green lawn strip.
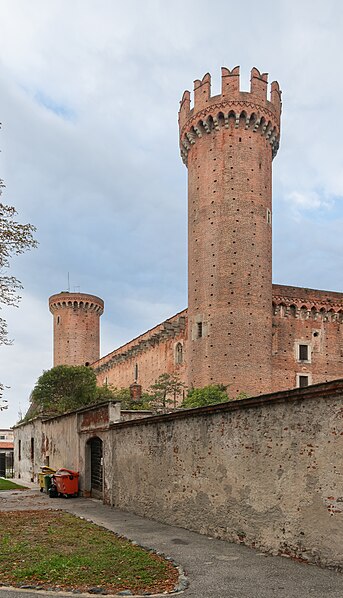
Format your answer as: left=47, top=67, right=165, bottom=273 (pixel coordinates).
left=0, top=511, right=178, bottom=594
left=0, top=479, right=27, bottom=491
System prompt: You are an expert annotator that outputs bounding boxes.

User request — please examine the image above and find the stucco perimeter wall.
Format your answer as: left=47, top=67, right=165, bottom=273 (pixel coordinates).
left=110, top=380, right=343, bottom=569
left=14, top=402, right=119, bottom=498
left=14, top=418, right=43, bottom=483
left=14, top=413, right=79, bottom=485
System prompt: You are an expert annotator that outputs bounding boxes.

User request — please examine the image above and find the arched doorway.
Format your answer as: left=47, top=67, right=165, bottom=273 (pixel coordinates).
left=86, top=437, right=103, bottom=499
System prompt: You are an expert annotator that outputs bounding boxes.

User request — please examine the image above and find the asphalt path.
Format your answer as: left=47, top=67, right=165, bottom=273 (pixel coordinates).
left=0, top=487, right=342, bottom=597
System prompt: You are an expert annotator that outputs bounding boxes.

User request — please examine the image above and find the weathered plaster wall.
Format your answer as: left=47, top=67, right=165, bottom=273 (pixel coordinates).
left=14, top=413, right=80, bottom=484
left=109, top=381, right=343, bottom=569
left=14, top=418, right=43, bottom=483
left=43, top=413, right=79, bottom=472
left=13, top=402, right=121, bottom=497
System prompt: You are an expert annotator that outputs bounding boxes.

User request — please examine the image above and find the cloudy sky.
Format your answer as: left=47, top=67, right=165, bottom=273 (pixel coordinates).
left=0, top=0, right=343, bottom=427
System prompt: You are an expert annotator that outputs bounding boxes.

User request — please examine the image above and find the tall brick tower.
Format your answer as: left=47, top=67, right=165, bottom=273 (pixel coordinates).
left=179, top=67, right=282, bottom=396
left=49, top=292, right=104, bottom=367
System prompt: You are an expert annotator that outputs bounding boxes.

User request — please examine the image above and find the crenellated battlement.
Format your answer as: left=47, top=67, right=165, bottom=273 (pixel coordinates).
left=179, top=66, right=282, bottom=165
left=49, top=292, right=104, bottom=315
left=272, top=285, right=343, bottom=321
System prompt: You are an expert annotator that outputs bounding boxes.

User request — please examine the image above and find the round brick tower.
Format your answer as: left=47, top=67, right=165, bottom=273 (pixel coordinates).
left=49, top=292, right=104, bottom=367
left=179, top=67, right=282, bottom=396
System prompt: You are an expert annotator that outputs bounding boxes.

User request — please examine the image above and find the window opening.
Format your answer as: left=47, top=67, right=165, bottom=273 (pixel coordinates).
left=197, top=322, right=203, bottom=338
left=299, top=344, right=309, bottom=361
left=134, top=363, right=138, bottom=381
left=30, top=438, right=34, bottom=461
left=298, top=375, right=309, bottom=388
left=175, top=343, right=183, bottom=365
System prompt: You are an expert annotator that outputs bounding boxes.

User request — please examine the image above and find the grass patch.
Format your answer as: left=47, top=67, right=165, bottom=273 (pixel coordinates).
left=0, top=479, right=27, bottom=491
left=0, top=511, right=178, bottom=594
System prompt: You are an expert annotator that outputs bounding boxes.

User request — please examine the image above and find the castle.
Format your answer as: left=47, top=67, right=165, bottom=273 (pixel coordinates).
left=14, top=68, right=343, bottom=569
left=49, top=67, right=343, bottom=399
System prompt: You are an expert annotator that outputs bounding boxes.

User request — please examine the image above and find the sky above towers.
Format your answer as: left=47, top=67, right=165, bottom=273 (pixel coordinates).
left=1, top=0, right=343, bottom=426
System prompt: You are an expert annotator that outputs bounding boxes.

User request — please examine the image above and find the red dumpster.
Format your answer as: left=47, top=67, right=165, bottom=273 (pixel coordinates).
left=54, top=468, right=79, bottom=497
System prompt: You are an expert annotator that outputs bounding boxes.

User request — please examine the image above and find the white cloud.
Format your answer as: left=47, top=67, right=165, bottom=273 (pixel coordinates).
left=286, top=190, right=334, bottom=218
left=0, top=0, right=343, bottom=426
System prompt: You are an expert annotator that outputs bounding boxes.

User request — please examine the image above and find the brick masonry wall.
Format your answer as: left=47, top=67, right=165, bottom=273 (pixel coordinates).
left=90, top=280, right=343, bottom=399
left=93, top=310, right=187, bottom=397
left=272, top=284, right=343, bottom=392
left=49, top=292, right=104, bottom=367
left=180, top=68, right=281, bottom=396
left=109, top=380, right=343, bottom=569
left=46, top=285, right=342, bottom=399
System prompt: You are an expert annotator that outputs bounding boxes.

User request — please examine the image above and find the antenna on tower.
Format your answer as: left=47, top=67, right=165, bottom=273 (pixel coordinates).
left=67, top=272, right=70, bottom=292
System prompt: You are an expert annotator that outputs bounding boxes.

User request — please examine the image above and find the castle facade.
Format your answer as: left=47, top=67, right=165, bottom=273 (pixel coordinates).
left=14, top=69, right=343, bottom=567
left=49, top=67, right=343, bottom=399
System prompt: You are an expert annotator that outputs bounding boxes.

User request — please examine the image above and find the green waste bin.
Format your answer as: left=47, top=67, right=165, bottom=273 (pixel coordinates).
left=44, top=474, right=52, bottom=493
left=38, top=466, right=56, bottom=492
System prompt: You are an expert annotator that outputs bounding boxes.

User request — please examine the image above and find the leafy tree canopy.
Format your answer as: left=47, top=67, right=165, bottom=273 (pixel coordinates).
left=0, top=182, right=37, bottom=346
left=148, top=373, right=185, bottom=410
left=30, top=365, right=98, bottom=416
left=181, top=384, right=230, bottom=408
left=0, top=170, right=37, bottom=401
left=108, top=386, right=152, bottom=410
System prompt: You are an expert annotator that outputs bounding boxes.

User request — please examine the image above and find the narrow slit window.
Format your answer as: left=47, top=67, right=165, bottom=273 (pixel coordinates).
left=197, top=322, right=203, bottom=338
left=175, top=343, right=183, bottom=365
left=267, top=209, right=271, bottom=224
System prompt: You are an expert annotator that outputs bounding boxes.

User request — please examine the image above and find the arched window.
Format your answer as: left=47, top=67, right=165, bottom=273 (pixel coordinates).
left=175, top=343, right=183, bottom=365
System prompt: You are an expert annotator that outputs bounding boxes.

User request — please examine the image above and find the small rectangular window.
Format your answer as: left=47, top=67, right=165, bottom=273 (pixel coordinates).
left=298, top=375, right=309, bottom=388
left=30, top=438, right=34, bottom=461
left=197, top=322, right=203, bottom=338
left=299, top=344, right=308, bottom=361
left=18, top=439, right=21, bottom=461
